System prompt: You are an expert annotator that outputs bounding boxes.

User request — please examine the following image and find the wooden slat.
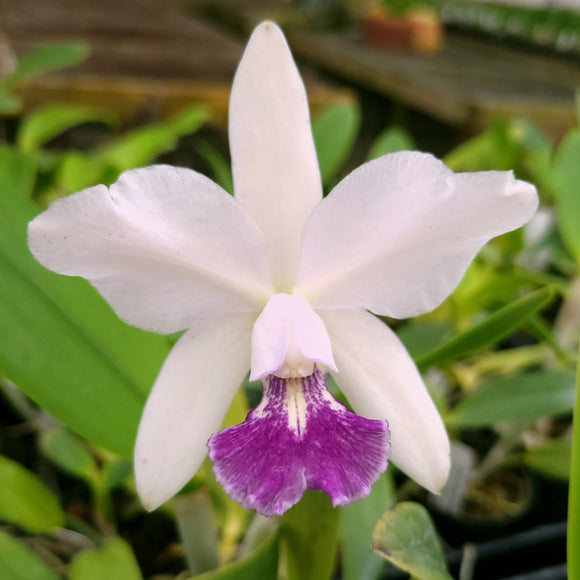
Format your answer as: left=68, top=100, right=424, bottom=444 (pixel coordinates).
left=0, top=0, right=353, bottom=126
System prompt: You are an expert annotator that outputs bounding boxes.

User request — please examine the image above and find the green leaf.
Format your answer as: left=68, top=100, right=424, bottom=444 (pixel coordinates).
left=57, top=151, right=107, bottom=192
left=552, top=129, right=580, bottom=264
left=0, top=175, right=169, bottom=458
left=416, top=287, right=555, bottom=370
left=40, top=428, right=99, bottom=483
left=0, top=88, right=21, bottom=114
left=0, top=531, right=60, bottom=580
left=396, top=322, right=452, bottom=360
left=372, top=502, right=452, bottom=580
left=279, top=492, right=340, bottom=580
left=340, top=473, right=395, bottom=580
left=69, top=537, right=142, bottom=580
left=524, top=437, right=571, bottom=480
left=313, top=104, right=360, bottom=185
left=445, top=122, right=517, bottom=172
left=197, top=142, right=233, bottom=194
left=0, top=455, right=64, bottom=533
left=450, top=370, right=576, bottom=427
left=0, top=145, right=37, bottom=198
left=190, top=533, right=279, bottom=580
left=568, top=346, right=580, bottom=578
left=166, top=106, right=209, bottom=137
left=97, top=106, right=208, bottom=176
left=367, top=126, right=415, bottom=160
left=451, top=263, right=532, bottom=322
left=102, top=459, right=133, bottom=491
left=17, top=105, right=117, bottom=153
left=507, top=118, right=553, bottom=193
left=3, top=43, right=89, bottom=89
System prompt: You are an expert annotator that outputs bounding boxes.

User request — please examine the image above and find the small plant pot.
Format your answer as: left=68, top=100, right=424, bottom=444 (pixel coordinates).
left=359, top=10, right=443, bottom=53
left=430, top=467, right=536, bottom=545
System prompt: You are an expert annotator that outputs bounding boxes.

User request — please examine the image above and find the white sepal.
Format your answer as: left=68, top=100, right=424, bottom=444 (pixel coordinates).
left=230, top=21, right=322, bottom=290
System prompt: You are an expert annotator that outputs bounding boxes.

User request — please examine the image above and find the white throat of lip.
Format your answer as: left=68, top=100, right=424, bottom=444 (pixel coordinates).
left=274, top=329, right=314, bottom=379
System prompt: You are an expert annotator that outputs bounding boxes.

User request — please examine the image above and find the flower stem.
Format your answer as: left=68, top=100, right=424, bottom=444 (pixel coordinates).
left=279, top=492, right=340, bottom=580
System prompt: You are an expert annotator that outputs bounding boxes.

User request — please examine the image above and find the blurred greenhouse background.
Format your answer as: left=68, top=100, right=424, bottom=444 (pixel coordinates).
left=1, top=0, right=580, bottom=578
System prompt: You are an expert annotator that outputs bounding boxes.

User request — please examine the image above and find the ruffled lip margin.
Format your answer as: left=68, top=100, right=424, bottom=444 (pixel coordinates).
left=208, top=365, right=390, bottom=517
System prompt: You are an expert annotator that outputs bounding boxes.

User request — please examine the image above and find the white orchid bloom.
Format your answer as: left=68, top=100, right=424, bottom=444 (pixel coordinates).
left=28, top=22, right=538, bottom=517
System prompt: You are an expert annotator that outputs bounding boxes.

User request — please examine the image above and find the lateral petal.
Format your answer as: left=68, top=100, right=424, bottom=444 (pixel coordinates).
left=134, top=313, right=255, bottom=511
left=28, top=165, right=272, bottom=334
left=297, top=152, right=538, bottom=318
left=320, top=309, right=450, bottom=494
left=229, top=22, right=322, bottom=290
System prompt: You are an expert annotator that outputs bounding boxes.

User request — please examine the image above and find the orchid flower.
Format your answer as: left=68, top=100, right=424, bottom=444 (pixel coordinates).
left=28, top=22, right=538, bottom=518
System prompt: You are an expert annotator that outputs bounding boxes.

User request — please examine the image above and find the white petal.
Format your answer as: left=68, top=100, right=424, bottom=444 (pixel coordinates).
left=289, top=294, right=336, bottom=372
left=135, top=313, right=255, bottom=510
left=250, top=293, right=336, bottom=381
left=229, top=21, right=322, bottom=290
left=297, top=152, right=538, bottom=318
left=250, top=294, right=291, bottom=380
left=28, top=165, right=272, bottom=334
left=319, top=309, right=450, bottom=494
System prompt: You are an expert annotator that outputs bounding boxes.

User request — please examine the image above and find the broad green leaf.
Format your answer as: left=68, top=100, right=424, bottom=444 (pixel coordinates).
left=313, top=104, right=360, bottom=185
left=69, top=537, right=142, bottom=580
left=0, top=256, right=143, bottom=456
left=0, top=145, right=37, bottom=198
left=367, top=126, right=415, bottom=160
left=17, top=105, right=117, bottom=153
left=0, top=531, right=60, bottom=580
left=0, top=88, right=21, bottom=114
left=450, top=370, right=576, bottom=428
left=552, top=129, right=580, bottom=264
left=340, top=473, right=395, bottom=580
left=2, top=43, right=89, bottom=89
left=568, top=346, right=580, bottom=577
left=0, top=169, right=169, bottom=458
left=0, top=455, right=64, bottom=533
left=197, top=142, right=233, bottom=194
left=372, top=502, right=452, bottom=580
left=416, top=287, right=555, bottom=370
left=40, top=428, right=99, bottom=483
left=524, top=437, right=571, bottom=480
left=190, top=533, right=279, bottom=580
left=279, top=492, right=340, bottom=580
